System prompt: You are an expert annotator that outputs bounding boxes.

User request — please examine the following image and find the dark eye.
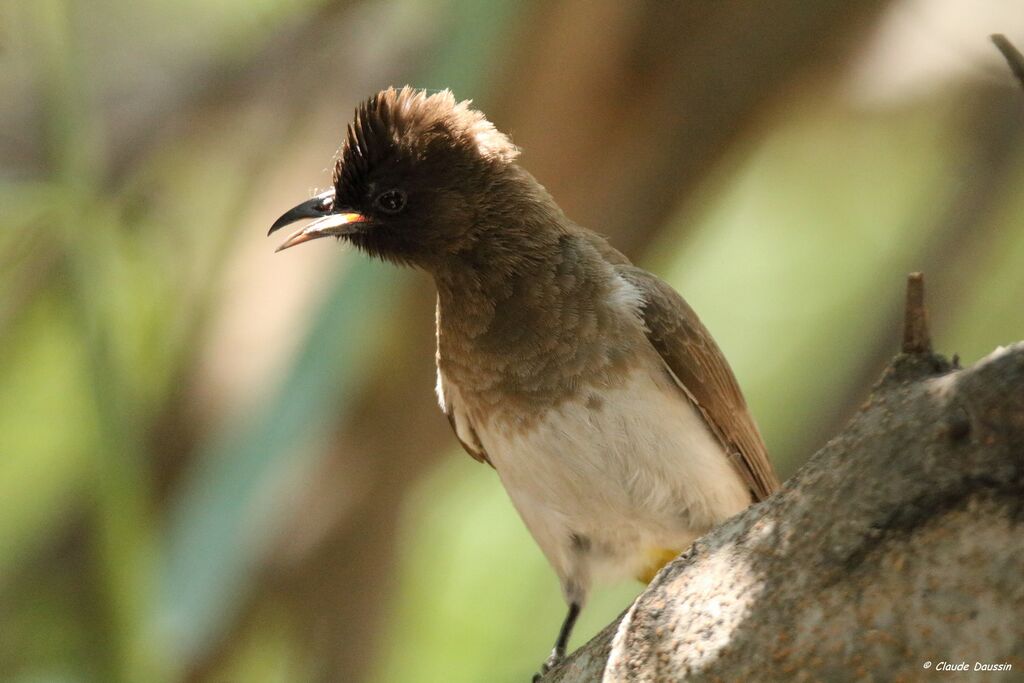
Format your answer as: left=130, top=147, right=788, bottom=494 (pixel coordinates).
left=374, top=189, right=407, bottom=214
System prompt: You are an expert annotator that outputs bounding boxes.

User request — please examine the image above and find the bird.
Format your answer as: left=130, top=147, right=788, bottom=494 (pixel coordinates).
left=269, top=87, right=780, bottom=679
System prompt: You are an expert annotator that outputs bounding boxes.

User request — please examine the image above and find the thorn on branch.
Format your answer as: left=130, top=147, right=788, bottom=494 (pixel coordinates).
left=991, top=34, right=1024, bottom=93
left=902, top=273, right=931, bottom=355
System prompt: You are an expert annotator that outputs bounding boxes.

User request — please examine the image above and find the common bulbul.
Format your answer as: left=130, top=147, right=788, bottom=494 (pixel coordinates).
left=269, top=87, right=780, bottom=679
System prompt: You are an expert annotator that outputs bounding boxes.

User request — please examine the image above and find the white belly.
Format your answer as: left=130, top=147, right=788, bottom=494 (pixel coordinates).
left=451, top=364, right=752, bottom=589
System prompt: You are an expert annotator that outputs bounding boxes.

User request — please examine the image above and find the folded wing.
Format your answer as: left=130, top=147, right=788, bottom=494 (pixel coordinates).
left=618, top=265, right=780, bottom=501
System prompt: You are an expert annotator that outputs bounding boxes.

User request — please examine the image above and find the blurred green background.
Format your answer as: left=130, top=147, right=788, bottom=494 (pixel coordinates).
left=2, top=0, right=1023, bottom=681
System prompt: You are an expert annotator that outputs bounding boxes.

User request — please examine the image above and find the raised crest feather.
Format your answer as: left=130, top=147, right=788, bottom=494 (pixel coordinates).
left=333, top=87, right=518, bottom=196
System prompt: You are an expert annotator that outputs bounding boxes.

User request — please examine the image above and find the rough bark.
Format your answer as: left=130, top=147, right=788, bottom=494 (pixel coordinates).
left=545, top=276, right=1024, bottom=682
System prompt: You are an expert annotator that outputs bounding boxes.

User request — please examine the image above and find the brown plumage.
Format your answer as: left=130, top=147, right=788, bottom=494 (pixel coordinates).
left=269, top=86, right=780, bottom=679
left=618, top=265, right=780, bottom=501
left=436, top=232, right=779, bottom=502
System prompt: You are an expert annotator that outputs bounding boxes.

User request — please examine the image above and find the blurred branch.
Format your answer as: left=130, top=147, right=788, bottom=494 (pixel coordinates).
left=992, top=34, right=1024, bottom=92
left=493, top=0, right=889, bottom=257
left=546, top=278, right=1024, bottom=681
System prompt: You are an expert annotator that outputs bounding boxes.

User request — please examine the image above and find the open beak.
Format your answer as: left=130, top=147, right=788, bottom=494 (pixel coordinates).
left=268, top=189, right=367, bottom=252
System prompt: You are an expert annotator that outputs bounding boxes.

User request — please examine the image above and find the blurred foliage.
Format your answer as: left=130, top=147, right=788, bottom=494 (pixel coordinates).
left=661, top=98, right=958, bottom=469
left=2, top=0, right=1023, bottom=682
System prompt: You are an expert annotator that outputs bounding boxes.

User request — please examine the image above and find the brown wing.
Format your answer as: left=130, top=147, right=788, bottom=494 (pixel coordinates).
left=436, top=295, right=493, bottom=468
left=445, top=409, right=493, bottom=467
left=618, top=265, right=780, bottom=501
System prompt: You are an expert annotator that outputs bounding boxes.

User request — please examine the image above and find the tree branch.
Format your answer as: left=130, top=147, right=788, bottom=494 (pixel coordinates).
left=544, top=274, right=1024, bottom=681
left=901, top=272, right=931, bottom=354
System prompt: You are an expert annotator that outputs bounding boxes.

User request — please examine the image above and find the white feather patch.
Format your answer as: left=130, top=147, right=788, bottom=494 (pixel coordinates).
left=608, top=274, right=646, bottom=322
left=468, top=362, right=752, bottom=592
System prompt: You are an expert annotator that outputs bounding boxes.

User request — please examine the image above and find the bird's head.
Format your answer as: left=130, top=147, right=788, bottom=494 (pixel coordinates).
left=269, top=87, right=520, bottom=267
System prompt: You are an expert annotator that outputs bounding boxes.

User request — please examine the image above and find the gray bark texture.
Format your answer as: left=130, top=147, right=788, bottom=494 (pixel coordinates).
left=545, top=280, right=1024, bottom=682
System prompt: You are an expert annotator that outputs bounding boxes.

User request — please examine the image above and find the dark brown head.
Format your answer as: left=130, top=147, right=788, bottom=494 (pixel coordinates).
left=269, top=87, right=521, bottom=267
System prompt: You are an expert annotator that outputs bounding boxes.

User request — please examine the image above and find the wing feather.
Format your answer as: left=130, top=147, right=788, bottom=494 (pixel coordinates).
left=445, top=408, right=493, bottom=467
left=618, top=265, right=780, bottom=501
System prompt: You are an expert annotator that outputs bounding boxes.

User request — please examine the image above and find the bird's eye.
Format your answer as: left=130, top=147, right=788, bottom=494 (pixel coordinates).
left=374, top=189, right=407, bottom=214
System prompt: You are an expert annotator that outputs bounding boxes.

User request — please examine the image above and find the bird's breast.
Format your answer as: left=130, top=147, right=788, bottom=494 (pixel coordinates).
left=435, top=268, right=752, bottom=584
left=445, top=357, right=751, bottom=584
left=435, top=271, right=649, bottom=428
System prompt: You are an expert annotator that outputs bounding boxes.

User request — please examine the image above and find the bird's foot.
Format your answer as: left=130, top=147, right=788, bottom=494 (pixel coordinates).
left=531, top=649, right=563, bottom=682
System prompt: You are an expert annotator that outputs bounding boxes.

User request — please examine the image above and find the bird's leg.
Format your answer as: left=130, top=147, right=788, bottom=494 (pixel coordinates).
left=532, top=601, right=580, bottom=682
left=533, top=538, right=589, bottom=681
